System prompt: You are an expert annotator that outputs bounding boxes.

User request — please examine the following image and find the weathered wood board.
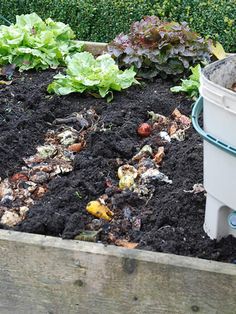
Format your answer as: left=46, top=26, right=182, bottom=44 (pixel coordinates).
left=0, top=230, right=235, bottom=314
left=82, top=41, right=108, bottom=55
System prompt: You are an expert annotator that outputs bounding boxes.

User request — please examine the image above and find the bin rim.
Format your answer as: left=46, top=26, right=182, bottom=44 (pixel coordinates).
left=200, top=55, right=236, bottom=115
left=191, top=96, right=236, bottom=157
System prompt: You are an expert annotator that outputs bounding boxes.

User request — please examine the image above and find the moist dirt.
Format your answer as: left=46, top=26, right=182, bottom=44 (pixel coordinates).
left=0, top=69, right=235, bottom=263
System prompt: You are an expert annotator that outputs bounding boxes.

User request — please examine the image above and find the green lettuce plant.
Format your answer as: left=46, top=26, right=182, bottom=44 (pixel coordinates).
left=47, top=52, right=138, bottom=101
left=0, top=13, right=84, bottom=71
left=170, top=64, right=201, bottom=99
left=108, top=16, right=210, bottom=79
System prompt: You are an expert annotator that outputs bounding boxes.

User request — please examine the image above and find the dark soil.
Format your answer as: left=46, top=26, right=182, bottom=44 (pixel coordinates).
left=0, top=69, right=235, bottom=263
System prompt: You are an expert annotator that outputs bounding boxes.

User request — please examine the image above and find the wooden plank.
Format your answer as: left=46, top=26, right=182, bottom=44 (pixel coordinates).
left=0, top=230, right=235, bottom=314
left=82, top=41, right=107, bottom=55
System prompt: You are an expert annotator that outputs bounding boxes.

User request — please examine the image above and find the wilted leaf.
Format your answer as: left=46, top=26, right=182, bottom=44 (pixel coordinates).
left=11, top=173, right=29, bottom=182
left=171, top=108, right=182, bottom=119
left=0, top=80, right=12, bottom=85
left=115, top=239, right=138, bottom=249
left=171, top=129, right=186, bottom=141
left=74, top=230, right=102, bottom=242
left=210, top=41, right=226, bottom=60
left=36, top=145, right=57, bottom=158
left=178, top=115, right=191, bottom=127
left=153, top=146, right=165, bottom=164
left=67, top=143, right=83, bottom=152
left=132, top=145, right=153, bottom=161
left=34, top=186, right=47, bottom=198
left=168, top=121, right=178, bottom=135
left=57, top=129, right=78, bottom=146
left=184, top=183, right=205, bottom=194
left=148, top=111, right=168, bottom=124
left=231, top=83, right=236, bottom=92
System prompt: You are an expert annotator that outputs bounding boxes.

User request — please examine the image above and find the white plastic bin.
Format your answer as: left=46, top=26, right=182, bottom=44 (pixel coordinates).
left=192, top=56, right=236, bottom=240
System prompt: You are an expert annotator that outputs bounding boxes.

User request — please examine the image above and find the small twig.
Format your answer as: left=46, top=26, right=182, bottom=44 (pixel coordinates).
left=53, top=117, right=80, bottom=124
left=144, top=191, right=154, bottom=207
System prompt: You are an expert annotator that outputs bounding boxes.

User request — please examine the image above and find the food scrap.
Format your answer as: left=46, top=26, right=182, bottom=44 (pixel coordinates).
left=147, top=107, right=191, bottom=141
left=0, top=108, right=99, bottom=226
left=86, top=200, right=114, bottom=221
left=137, top=123, right=152, bottom=137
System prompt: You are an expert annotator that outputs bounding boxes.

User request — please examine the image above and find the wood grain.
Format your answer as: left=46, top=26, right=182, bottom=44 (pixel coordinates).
left=0, top=230, right=235, bottom=314
left=82, top=41, right=107, bottom=56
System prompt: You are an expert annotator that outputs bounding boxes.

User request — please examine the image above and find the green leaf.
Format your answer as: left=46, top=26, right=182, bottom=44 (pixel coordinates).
left=15, top=12, right=44, bottom=30
left=48, top=52, right=138, bottom=100
left=0, top=13, right=84, bottom=71
left=170, top=64, right=201, bottom=99
left=106, top=91, right=114, bottom=103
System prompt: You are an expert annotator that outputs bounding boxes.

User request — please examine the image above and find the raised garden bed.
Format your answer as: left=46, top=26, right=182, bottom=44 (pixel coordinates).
left=0, top=42, right=236, bottom=313
left=0, top=229, right=235, bottom=313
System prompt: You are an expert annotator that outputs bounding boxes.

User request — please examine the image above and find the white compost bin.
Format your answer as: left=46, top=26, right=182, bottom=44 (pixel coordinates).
left=192, top=56, right=236, bottom=240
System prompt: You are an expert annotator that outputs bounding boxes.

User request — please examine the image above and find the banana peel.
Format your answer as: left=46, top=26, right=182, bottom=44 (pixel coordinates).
left=86, top=200, right=114, bottom=221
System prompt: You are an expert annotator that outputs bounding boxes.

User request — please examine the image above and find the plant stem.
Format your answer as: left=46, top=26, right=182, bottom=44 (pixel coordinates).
left=0, top=15, right=11, bottom=25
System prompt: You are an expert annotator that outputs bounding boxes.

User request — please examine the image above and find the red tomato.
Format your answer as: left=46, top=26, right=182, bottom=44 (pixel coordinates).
left=137, top=123, right=152, bottom=137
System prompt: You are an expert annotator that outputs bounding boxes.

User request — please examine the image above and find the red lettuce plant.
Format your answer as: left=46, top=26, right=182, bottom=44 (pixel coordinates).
left=108, top=16, right=211, bottom=79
